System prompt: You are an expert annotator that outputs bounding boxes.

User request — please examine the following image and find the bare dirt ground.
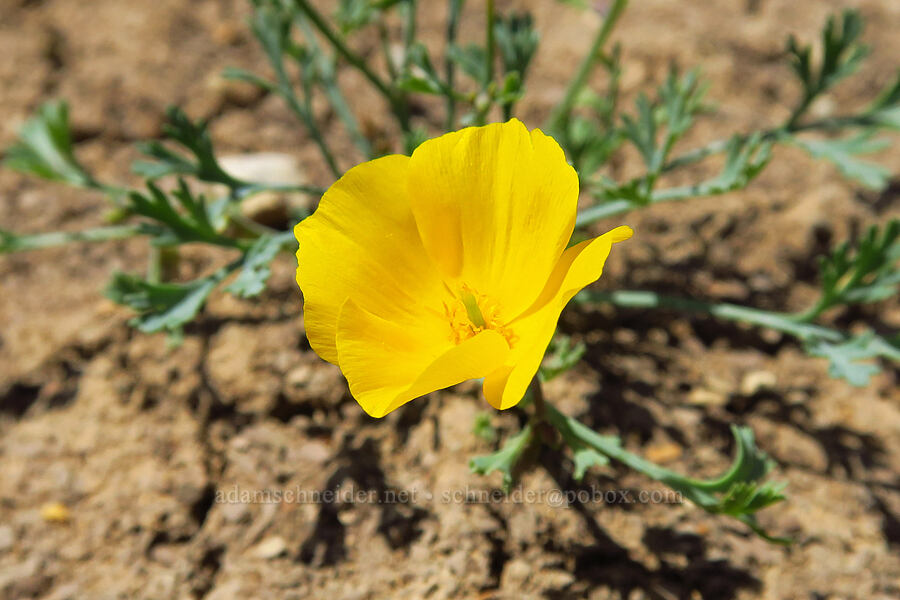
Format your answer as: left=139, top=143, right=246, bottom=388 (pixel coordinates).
left=1, top=0, right=899, bottom=598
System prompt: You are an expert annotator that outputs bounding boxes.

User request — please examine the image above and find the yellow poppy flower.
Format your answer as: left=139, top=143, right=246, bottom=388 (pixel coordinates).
left=295, top=119, right=631, bottom=417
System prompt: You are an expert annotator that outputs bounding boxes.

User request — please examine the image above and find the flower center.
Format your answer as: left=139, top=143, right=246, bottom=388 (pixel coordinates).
left=460, top=290, right=486, bottom=328
left=443, top=286, right=517, bottom=347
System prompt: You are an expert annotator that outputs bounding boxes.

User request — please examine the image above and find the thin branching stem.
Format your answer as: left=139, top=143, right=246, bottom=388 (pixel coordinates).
left=295, top=16, right=372, bottom=158
left=582, top=290, right=844, bottom=342
left=445, top=0, right=463, bottom=130
left=486, top=0, right=496, bottom=86
left=292, top=0, right=410, bottom=133
left=293, top=0, right=391, bottom=97
left=403, top=0, right=417, bottom=62
left=547, top=0, right=628, bottom=131
left=577, top=180, right=758, bottom=224
left=528, top=375, right=546, bottom=423
left=577, top=109, right=895, bottom=227
left=237, top=182, right=327, bottom=200
left=542, top=403, right=752, bottom=502
left=1, top=224, right=146, bottom=253
left=281, top=88, right=342, bottom=178
left=260, top=29, right=341, bottom=178
left=664, top=113, right=883, bottom=173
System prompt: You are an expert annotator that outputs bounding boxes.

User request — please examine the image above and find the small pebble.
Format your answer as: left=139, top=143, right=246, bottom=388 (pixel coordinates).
left=687, top=388, right=727, bottom=407
left=644, top=442, right=683, bottom=464
left=40, top=502, right=70, bottom=523
left=252, top=536, right=287, bottom=559
left=740, top=370, right=777, bottom=396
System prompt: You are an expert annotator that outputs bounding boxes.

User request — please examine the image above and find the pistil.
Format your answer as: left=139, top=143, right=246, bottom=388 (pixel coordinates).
left=460, top=289, right=486, bottom=328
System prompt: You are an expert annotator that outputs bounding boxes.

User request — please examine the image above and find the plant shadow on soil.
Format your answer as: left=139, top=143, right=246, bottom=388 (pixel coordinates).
left=571, top=302, right=889, bottom=483
left=297, top=437, right=429, bottom=567
left=539, top=448, right=760, bottom=600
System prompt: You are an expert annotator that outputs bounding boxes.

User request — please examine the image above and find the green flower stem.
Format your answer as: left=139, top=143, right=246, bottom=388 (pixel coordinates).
left=0, top=224, right=147, bottom=253
left=790, top=285, right=845, bottom=324
left=544, top=403, right=705, bottom=500
left=296, top=17, right=372, bottom=159
left=291, top=97, right=341, bottom=179
left=228, top=212, right=281, bottom=237
left=663, top=111, right=888, bottom=174
left=789, top=255, right=870, bottom=324
left=445, top=0, right=463, bottom=130
left=292, top=0, right=410, bottom=133
left=292, top=0, right=390, bottom=96
left=486, top=0, right=496, bottom=86
left=543, top=403, right=781, bottom=514
left=577, top=111, right=890, bottom=227
left=528, top=375, right=546, bottom=423
left=546, top=0, right=628, bottom=132
left=662, top=128, right=783, bottom=174
left=662, top=137, right=749, bottom=174
left=259, top=21, right=341, bottom=179
left=786, top=87, right=818, bottom=131
left=578, top=174, right=782, bottom=226
left=287, top=93, right=340, bottom=179
left=578, top=103, right=892, bottom=227
left=580, top=290, right=844, bottom=343
left=574, top=199, right=631, bottom=226
left=485, top=375, right=788, bottom=542
left=236, top=182, right=327, bottom=201
left=577, top=181, right=741, bottom=225
left=791, top=302, right=828, bottom=325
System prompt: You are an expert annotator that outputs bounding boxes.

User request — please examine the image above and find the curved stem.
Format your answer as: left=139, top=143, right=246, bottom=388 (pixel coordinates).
left=292, top=0, right=410, bottom=132
left=281, top=90, right=342, bottom=179
left=528, top=376, right=546, bottom=423
left=543, top=404, right=782, bottom=512
left=296, top=16, right=372, bottom=159
left=547, top=0, right=628, bottom=131
left=293, top=0, right=391, bottom=98
left=259, top=20, right=341, bottom=178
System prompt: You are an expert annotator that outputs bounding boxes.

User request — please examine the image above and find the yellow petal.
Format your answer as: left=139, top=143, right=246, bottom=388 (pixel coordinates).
left=483, top=226, right=633, bottom=409
left=336, top=299, right=511, bottom=417
left=406, top=119, right=579, bottom=319
left=295, top=155, right=448, bottom=363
